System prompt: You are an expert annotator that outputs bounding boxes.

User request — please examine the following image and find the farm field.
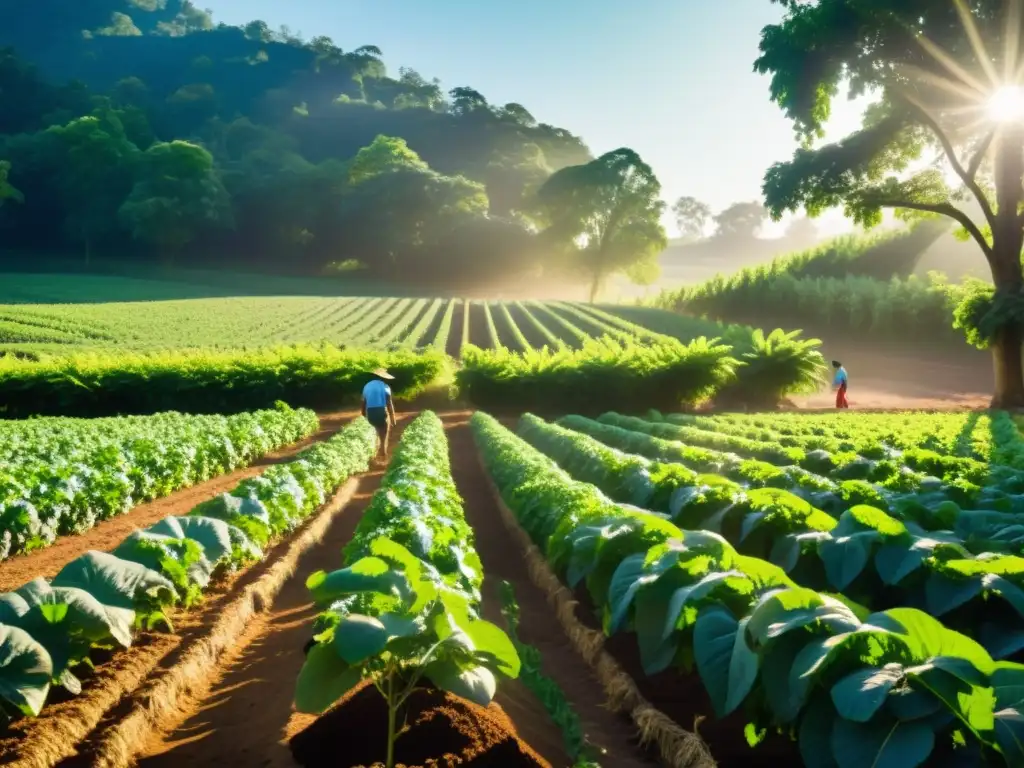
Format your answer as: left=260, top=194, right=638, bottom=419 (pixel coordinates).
left=475, top=409, right=1024, bottom=766
left=0, top=291, right=749, bottom=357
left=5, top=406, right=1024, bottom=767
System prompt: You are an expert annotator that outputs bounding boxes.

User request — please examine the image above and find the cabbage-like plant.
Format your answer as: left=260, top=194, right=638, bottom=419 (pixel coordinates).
left=295, top=538, right=519, bottom=768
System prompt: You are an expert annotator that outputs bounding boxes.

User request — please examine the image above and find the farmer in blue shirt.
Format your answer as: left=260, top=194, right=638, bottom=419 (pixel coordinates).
left=361, top=368, right=397, bottom=461
left=832, top=360, right=849, bottom=409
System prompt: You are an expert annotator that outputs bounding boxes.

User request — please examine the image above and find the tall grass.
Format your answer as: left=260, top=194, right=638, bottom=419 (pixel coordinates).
left=646, top=222, right=966, bottom=345
left=654, top=273, right=959, bottom=343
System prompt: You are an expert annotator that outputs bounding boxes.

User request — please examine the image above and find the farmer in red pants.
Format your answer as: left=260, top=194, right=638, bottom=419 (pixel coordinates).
left=832, top=360, right=849, bottom=409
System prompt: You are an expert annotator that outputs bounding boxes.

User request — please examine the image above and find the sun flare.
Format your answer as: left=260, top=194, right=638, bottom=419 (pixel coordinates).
left=987, top=84, right=1024, bottom=122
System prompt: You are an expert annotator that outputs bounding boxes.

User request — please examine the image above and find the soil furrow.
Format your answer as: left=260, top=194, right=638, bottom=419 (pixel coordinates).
left=440, top=414, right=657, bottom=768
left=0, top=411, right=358, bottom=593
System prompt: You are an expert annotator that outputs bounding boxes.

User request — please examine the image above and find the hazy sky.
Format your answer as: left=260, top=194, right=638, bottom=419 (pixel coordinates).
left=201, top=0, right=870, bottom=236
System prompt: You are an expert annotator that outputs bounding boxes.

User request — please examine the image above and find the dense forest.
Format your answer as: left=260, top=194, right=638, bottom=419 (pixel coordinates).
left=0, top=1, right=672, bottom=291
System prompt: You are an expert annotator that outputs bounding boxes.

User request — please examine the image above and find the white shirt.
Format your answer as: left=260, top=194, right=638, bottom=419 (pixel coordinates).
left=362, top=380, right=391, bottom=409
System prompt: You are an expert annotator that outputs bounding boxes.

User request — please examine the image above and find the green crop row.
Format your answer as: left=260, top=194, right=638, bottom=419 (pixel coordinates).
left=0, top=403, right=319, bottom=561
left=597, top=413, right=1024, bottom=503
left=294, top=412, right=518, bottom=768
left=0, top=416, right=378, bottom=725
left=522, top=414, right=1024, bottom=663
left=472, top=411, right=1024, bottom=767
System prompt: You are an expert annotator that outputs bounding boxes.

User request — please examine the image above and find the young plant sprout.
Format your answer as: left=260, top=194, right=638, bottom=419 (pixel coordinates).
left=294, top=536, right=519, bottom=768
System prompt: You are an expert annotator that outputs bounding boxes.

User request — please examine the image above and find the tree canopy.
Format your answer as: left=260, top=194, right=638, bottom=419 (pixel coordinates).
left=756, top=0, right=1024, bottom=406
left=535, top=148, right=667, bottom=301
left=671, top=195, right=711, bottom=241
left=713, top=201, right=767, bottom=240
left=0, top=2, right=596, bottom=289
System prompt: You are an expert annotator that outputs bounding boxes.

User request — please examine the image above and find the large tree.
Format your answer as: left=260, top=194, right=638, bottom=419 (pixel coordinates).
left=535, top=147, right=667, bottom=302
left=671, top=195, right=711, bottom=242
left=756, top=0, right=1024, bottom=406
left=347, top=134, right=428, bottom=185
left=713, top=201, right=767, bottom=240
left=119, top=140, right=232, bottom=264
left=48, top=110, right=139, bottom=263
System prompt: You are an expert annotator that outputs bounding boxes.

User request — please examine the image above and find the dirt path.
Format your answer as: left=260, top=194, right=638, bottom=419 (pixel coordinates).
left=441, top=414, right=657, bottom=768
left=786, top=340, right=993, bottom=411
left=0, top=412, right=358, bottom=594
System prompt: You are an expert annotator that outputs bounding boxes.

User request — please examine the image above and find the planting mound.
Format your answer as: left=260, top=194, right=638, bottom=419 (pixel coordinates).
left=289, top=680, right=550, bottom=768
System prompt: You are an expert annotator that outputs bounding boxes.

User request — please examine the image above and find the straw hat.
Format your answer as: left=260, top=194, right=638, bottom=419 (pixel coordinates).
left=371, top=368, right=395, bottom=380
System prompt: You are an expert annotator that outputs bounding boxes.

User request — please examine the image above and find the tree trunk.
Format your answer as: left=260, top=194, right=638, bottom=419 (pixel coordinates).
left=987, top=244, right=1024, bottom=408
left=991, top=322, right=1024, bottom=408
left=989, top=126, right=1024, bottom=408
left=588, top=271, right=601, bottom=303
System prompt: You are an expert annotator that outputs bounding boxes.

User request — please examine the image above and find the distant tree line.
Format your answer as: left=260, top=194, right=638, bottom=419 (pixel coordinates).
left=0, top=1, right=668, bottom=295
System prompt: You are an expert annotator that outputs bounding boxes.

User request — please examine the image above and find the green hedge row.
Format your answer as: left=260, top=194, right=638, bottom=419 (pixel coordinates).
left=0, top=345, right=447, bottom=418
left=0, top=332, right=826, bottom=419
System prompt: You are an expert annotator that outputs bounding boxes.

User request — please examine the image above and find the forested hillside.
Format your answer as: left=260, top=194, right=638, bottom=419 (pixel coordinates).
left=0, top=1, right=603, bottom=289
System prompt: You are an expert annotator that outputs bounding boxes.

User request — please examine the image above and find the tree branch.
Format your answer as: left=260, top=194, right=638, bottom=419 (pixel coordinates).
left=967, top=129, right=995, bottom=179
left=898, top=93, right=997, bottom=231
left=872, top=197, right=993, bottom=259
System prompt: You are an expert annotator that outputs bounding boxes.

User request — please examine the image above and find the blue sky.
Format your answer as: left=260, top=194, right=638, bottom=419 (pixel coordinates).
left=202, top=0, right=868, bottom=236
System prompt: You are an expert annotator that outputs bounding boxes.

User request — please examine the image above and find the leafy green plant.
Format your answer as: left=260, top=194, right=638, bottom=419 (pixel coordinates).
left=0, top=403, right=319, bottom=560
left=472, top=411, right=1024, bottom=765
left=0, top=416, right=378, bottom=724
left=294, top=412, right=518, bottom=768
left=296, top=538, right=519, bottom=768
left=457, top=336, right=737, bottom=414
left=0, top=345, right=445, bottom=418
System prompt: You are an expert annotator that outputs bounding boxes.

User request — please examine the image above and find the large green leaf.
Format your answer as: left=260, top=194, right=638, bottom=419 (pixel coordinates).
left=193, top=493, right=270, bottom=526
left=790, top=630, right=900, bottom=712
left=747, top=587, right=860, bottom=647
left=458, top=619, right=520, bottom=679
left=869, top=608, right=995, bottom=675
left=924, top=573, right=983, bottom=617
left=799, top=693, right=838, bottom=768
left=905, top=662, right=996, bottom=738
left=147, top=515, right=234, bottom=564
left=830, top=717, right=935, bottom=768
left=693, top=605, right=758, bottom=717
left=874, top=538, right=953, bottom=586
left=9, top=579, right=134, bottom=660
left=830, top=663, right=903, bottom=723
left=332, top=613, right=420, bottom=665
left=993, top=662, right=1024, bottom=710
left=993, top=708, right=1024, bottom=766
left=819, top=532, right=877, bottom=591
left=0, top=625, right=53, bottom=717
left=606, top=553, right=662, bottom=633
left=761, top=632, right=808, bottom=724
left=983, top=575, right=1024, bottom=620
left=294, top=642, right=362, bottom=714
left=564, top=521, right=632, bottom=588
left=111, top=531, right=177, bottom=573
left=51, top=551, right=174, bottom=610
left=424, top=659, right=497, bottom=707
left=306, top=556, right=410, bottom=606
left=633, top=567, right=688, bottom=675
